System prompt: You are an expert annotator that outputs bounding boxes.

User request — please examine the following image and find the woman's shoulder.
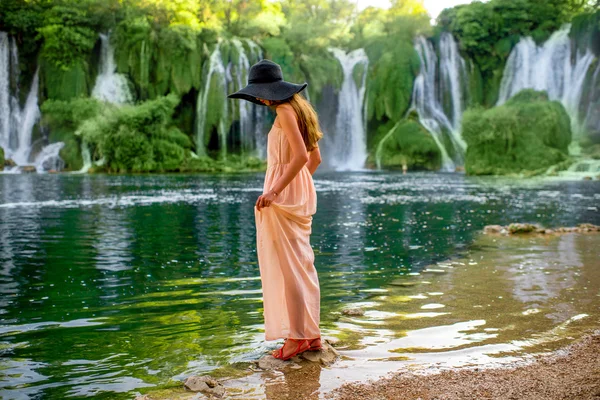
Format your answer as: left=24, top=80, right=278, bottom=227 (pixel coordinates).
left=275, top=103, right=293, bottom=113
left=275, top=103, right=297, bottom=122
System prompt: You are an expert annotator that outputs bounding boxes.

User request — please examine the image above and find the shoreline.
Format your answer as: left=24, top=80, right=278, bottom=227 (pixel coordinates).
left=326, top=326, right=600, bottom=400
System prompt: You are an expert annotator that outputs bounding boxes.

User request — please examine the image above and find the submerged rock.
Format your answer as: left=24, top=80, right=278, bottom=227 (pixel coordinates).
left=484, top=223, right=600, bottom=236
left=483, top=225, right=506, bottom=234
left=256, top=342, right=340, bottom=370
left=299, top=342, right=339, bottom=366
left=508, top=223, right=540, bottom=234
left=183, top=375, right=225, bottom=398
left=341, top=307, right=365, bottom=316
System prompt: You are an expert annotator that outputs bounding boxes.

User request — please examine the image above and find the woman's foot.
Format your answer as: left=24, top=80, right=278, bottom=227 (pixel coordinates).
left=308, top=337, right=322, bottom=351
left=272, top=338, right=310, bottom=360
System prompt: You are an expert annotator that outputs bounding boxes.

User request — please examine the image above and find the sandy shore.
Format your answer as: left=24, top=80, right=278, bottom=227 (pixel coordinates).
left=327, top=327, right=600, bottom=400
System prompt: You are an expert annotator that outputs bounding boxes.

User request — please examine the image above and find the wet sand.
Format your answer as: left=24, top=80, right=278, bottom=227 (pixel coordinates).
left=327, top=327, right=600, bottom=400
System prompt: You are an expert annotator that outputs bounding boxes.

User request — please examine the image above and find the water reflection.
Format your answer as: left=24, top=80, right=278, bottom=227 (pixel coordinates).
left=0, top=172, right=598, bottom=399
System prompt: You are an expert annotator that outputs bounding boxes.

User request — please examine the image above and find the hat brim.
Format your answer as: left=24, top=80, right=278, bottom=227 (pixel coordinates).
left=227, top=81, right=308, bottom=106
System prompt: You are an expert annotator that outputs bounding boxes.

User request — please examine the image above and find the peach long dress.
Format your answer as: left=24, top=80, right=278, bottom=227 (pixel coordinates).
left=254, top=119, right=321, bottom=341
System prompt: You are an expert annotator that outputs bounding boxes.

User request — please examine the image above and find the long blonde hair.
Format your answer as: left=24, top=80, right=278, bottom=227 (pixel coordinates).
left=269, top=93, right=323, bottom=152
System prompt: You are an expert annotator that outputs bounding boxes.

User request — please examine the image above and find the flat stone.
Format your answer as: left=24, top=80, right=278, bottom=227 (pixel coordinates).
left=299, top=342, right=339, bottom=366
left=323, top=336, right=340, bottom=346
left=257, top=342, right=340, bottom=369
left=183, top=375, right=225, bottom=397
left=484, top=225, right=504, bottom=234
left=578, top=223, right=600, bottom=232
left=134, top=396, right=152, bottom=400
left=257, top=354, right=300, bottom=371
left=341, top=308, right=365, bottom=316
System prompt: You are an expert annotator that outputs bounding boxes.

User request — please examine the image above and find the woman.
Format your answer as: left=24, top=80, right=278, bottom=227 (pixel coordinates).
left=227, top=59, right=324, bottom=361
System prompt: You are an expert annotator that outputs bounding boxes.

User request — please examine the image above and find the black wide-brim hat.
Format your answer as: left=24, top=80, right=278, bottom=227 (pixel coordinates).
left=227, top=59, right=308, bottom=106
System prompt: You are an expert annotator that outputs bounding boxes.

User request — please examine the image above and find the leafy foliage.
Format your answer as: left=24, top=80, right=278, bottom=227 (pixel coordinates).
left=437, top=0, right=594, bottom=105
left=370, top=115, right=442, bottom=170
left=78, top=94, right=192, bottom=172
left=462, top=89, right=572, bottom=175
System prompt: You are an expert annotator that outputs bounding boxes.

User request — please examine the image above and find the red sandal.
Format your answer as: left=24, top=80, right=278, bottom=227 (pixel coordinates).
left=272, top=339, right=310, bottom=361
left=308, top=337, right=322, bottom=351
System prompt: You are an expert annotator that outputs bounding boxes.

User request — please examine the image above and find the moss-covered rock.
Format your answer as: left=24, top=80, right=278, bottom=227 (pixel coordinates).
left=370, top=115, right=442, bottom=171
left=0, top=146, right=4, bottom=171
left=462, top=89, right=572, bottom=175
left=41, top=98, right=105, bottom=170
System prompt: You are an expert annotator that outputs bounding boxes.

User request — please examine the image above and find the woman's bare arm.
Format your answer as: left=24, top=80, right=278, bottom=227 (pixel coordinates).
left=305, top=145, right=322, bottom=175
left=269, top=104, right=309, bottom=195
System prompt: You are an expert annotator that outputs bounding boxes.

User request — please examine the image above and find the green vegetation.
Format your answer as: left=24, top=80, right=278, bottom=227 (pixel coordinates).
left=370, top=112, right=442, bottom=171
left=41, top=97, right=105, bottom=169
left=462, top=89, right=572, bottom=175
left=0, top=146, right=4, bottom=171
left=1, top=0, right=596, bottom=174
left=437, top=0, right=598, bottom=106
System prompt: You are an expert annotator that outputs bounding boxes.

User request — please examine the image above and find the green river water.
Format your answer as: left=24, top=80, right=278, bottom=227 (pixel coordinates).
left=0, top=171, right=598, bottom=399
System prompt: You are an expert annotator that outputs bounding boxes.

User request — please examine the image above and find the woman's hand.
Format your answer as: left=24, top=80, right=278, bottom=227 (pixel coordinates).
left=256, top=189, right=278, bottom=211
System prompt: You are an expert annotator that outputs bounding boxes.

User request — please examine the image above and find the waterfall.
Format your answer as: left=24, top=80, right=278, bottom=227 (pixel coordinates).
left=497, top=24, right=596, bottom=154
left=71, top=32, right=134, bottom=173
left=11, top=68, right=41, bottom=166
left=92, top=33, right=133, bottom=104
left=584, top=62, right=600, bottom=140
left=34, top=142, right=65, bottom=172
left=228, top=38, right=267, bottom=157
left=196, top=41, right=227, bottom=158
left=0, top=33, right=10, bottom=152
left=0, top=32, right=56, bottom=173
left=196, top=38, right=266, bottom=159
left=327, top=47, right=369, bottom=171
left=410, top=34, right=467, bottom=172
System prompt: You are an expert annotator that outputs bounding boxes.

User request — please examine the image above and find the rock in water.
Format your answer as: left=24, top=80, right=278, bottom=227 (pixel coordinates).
left=508, top=223, right=539, bottom=234
left=183, top=375, right=225, bottom=398
left=484, top=225, right=505, bottom=234
left=299, top=342, right=340, bottom=366
left=257, top=342, right=340, bottom=369
left=341, top=307, right=365, bottom=316
left=257, top=354, right=301, bottom=370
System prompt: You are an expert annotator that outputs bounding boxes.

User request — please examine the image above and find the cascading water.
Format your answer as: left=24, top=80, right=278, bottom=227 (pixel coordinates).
left=584, top=62, right=600, bottom=140
left=327, top=47, right=369, bottom=171
left=92, top=33, right=133, bottom=104
left=0, top=32, right=10, bottom=152
left=10, top=68, right=41, bottom=166
left=0, top=33, right=58, bottom=173
left=408, top=34, right=467, bottom=172
left=196, top=38, right=266, bottom=159
left=73, top=32, right=134, bottom=173
left=497, top=24, right=596, bottom=155
left=227, top=38, right=268, bottom=158
left=196, top=41, right=227, bottom=158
